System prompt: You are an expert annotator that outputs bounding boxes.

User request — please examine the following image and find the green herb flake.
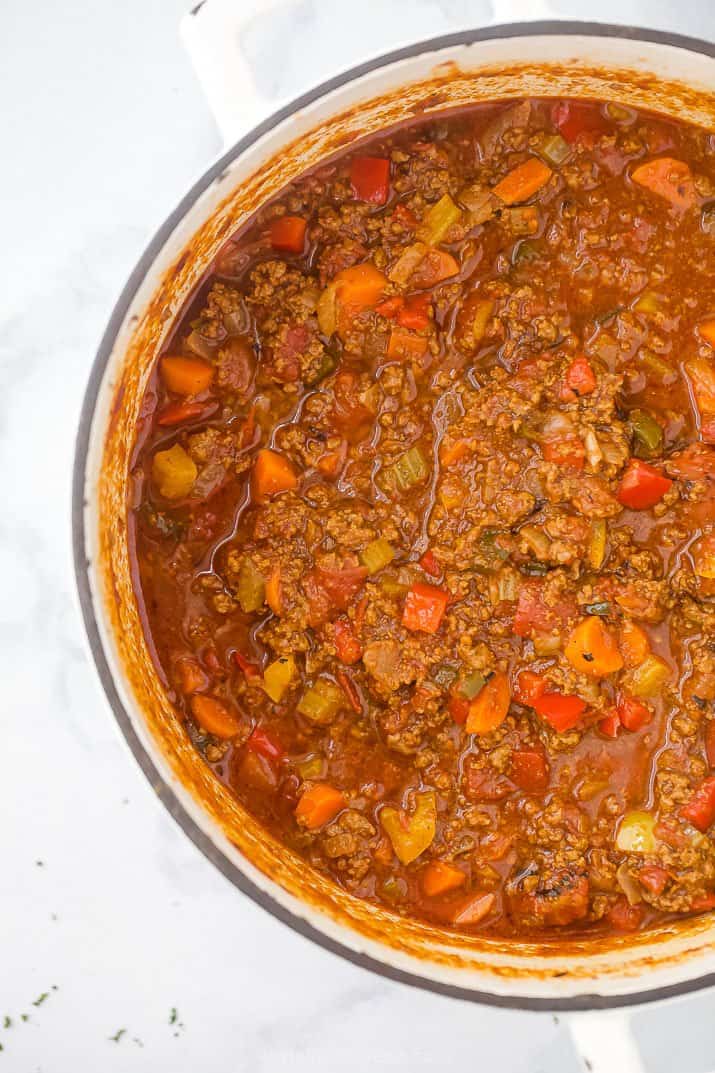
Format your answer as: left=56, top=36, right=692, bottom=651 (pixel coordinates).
left=3, top=1017, right=11, bottom=1030
left=32, top=993, right=49, bottom=1008
left=169, top=1008, right=178, bottom=1026
left=109, top=1028, right=126, bottom=1043
left=20, top=1015, right=29, bottom=1023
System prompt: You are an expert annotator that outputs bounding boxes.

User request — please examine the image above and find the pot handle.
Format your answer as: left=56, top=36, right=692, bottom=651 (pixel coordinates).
left=180, top=0, right=561, bottom=146
left=568, top=1010, right=646, bottom=1073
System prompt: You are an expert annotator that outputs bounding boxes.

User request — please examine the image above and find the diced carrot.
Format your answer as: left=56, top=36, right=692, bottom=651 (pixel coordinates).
left=681, top=776, right=715, bottom=832
left=161, top=355, right=214, bottom=396
left=333, top=617, right=362, bottom=664
left=252, top=448, right=298, bottom=502
left=387, top=328, right=429, bottom=360
left=617, top=459, right=672, bottom=509
left=350, top=156, right=390, bottom=205
left=493, top=157, right=552, bottom=205
left=532, top=692, right=587, bottom=732
left=439, top=438, right=472, bottom=466
left=619, top=620, right=650, bottom=667
left=316, top=440, right=347, bottom=479
left=560, top=356, right=596, bottom=401
left=246, top=725, right=283, bottom=761
left=514, top=670, right=547, bottom=705
left=402, top=582, right=450, bottom=634
left=422, top=860, right=466, bottom=897
left=190, top=694, right=242, bottom=739
left=176, top=656, right=208, bottom=694
left=565, top=616, right=624, bottom=678
left=631, top=157, right=696, bottom=210
left=157, top=400, right=217, bottom=426
left=269, top=215, right=307, bottom=253
left=295, top=784, right=345, bottom=829
left=336, top=263, right=387, bottom=317
left=465, top=672, right=511, bottom=734
left=265, top=566, right=283, bottom=615
left=698, top=320, right=715, bottom=348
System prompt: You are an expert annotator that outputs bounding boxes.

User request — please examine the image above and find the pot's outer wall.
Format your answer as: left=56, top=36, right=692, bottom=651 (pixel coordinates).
left=74, top=23, right=715, bottom=1009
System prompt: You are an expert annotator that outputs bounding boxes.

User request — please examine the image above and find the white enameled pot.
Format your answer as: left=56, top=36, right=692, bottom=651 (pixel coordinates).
left=73, top=6, right=715, bottom=1070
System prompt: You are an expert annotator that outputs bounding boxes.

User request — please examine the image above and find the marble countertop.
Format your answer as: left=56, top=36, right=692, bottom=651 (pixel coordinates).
left=2, top=1, right=714, bottom=1069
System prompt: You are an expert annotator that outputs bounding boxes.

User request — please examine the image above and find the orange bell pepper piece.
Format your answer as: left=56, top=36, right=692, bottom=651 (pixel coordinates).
left=565, top=616, right=624, bottom=678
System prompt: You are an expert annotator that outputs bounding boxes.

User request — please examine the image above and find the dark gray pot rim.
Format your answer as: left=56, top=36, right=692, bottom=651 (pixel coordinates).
left=72, top=19, right=715, bottom=1012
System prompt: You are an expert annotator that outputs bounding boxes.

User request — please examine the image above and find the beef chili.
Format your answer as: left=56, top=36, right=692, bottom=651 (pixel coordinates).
left=131, top=98, right=715, bottom=938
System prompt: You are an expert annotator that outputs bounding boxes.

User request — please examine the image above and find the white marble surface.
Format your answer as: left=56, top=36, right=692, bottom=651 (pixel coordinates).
left=2, top=1, right=715, bottom=1070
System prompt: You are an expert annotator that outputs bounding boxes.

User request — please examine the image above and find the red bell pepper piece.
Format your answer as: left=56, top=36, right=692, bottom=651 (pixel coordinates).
left=638, top=865, right=669, bottom=896
left=402, top=582, right=450, bottom=634
left=234, top=650, right=260, bottom=679
left=397, top=293, right=431, bottom=331
left=157, top=400, right=217, bottom=427
left=269, top=215, right=307, bottom=253
left=531, top=692, right=587, bottom=732
left=680, top=776, right=715, bottom=832
left=333, top=617, right=362, bottom=665
left=419, top=549, right=441, bottom=577
left=560, top=355, right=597, bottom=401
left=375, top=296, right=404, bottom=319
left=246, top=725, right=283, bottom=762
left=617, top=695, right=652, bottom=732
left=617, top=459, right=672, bottom=509
left=350, top=156, right=390, bottom=205
left=510, top=748, right=550, bottom=792
left=448, top=694, right=469, bottom=725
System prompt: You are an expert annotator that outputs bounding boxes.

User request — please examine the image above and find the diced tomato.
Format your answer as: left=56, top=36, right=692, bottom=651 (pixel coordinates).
left=680, top=776, right=715, bottom=832
left=598, top=711, right=621, bottom=738
left=247, top=725, right=283, bottom=762
left=176, top=656, right=209, bottom=694
left=617, top=459, right=672, bottom=509
left=350, top=156, right=390, bottom=205
left=157, top=400, right=217, bottom=426
left=542, top=437, right=585, bottom=470
left=513, top=580, right=575, bottom=638
left=421, top=860, right=466, bottom=897
left=409, top=248, right=460, bottom=289
left=514, top=670, right=547, bottom=705
left=531, top=692, right=587, bottom=732
left=337, top=670, right=362, bottom=713
left=333, top=617, right=362, bottom=664
left=375, top=296, right=404, bottom=319
left=510, top=748, right=550, bottom=792
left=387, top=329, right=429, bottom=360
left=691, top=893, right=715, bottom=911
left=392, top=202, right=418, bottom=229
left=448, top=694, right=469, bottom=725
left=419, top=549, right=441, bottom=577
left=606, top=896, right=645, bottom=932
left=638, top=865, right=669, bottom=896
left=617, top=695, right=652, bottom=732
left=269, top=215, right=307, bottom=252
left=696, top=722, right=715, bottom=773
left=560, top=356, right=597, bottom=401
left=552, top=100, right=609, bottom=144
left=234, top=650, right=260, bottom=679
left=463, top=758, right=512, bottom=800
left=402, top=582, right=450, bottom=634
left=398, top=293, right=431, bottom=331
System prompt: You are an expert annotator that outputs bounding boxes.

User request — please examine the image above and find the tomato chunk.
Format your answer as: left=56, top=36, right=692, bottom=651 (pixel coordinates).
left=246, top=725, right=284, bottom=762
left=333, top=617, right=362, bottom=664
left=510, top=748, right=549, bottom=792
left=350, top=156, right=390, bottom=205
left=402, top=582, right=450, bottom=634
left=680, top=776, right=715, bottom=832
left=617, top=459, right=672, bottom=509
left=617, top=695, right=652, bottom=732
left=561, top=355, right=596, bottom=400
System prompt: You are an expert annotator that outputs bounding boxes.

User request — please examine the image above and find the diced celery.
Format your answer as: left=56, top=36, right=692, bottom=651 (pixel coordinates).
left=379, top=574, right=410, bottom=597
left=237, top=557, right=265, bottom=613
left=389, top=445, right=430, bottom=492
left=639, top=348, right=676, bottom=384
left=263, top=655, right=296, bottom=703
left=626, top=655, right=671, bottom=698
left=629, top=409, right=663, bottom=458
left=585, top=601, right=611, bottom=616
left=476, top=529, right=510, bottom=572
left=616, top=810, right=656, bottom=853
left=152, top=444, right=197, bottom=500
left=360, top=538, right=396, bottom=575
left=297, top=754, right=324, bottom=780
left=381, top=792, right=437, bottom=865
left=519, top=525, right=550, bottom=559
left=305, top=350, right=338, bottom=386
left=536, top=132, right=571, bottom=166
left=459, top=670, right=486, bottom=700
left=418, top=194, right=462, bottom=246
left=388, top=241, right=428, bottom=285
left=432, top=663, right=459, bottom=690
left=317, top=281, right=338, bottom=336
left=588, top=519, right=607, bottom=570
left=297, top=679, right=344, bottom=725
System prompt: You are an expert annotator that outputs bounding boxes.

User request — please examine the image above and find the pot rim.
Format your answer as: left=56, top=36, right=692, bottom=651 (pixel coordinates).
left=72, top=19, right=715, bottom=1012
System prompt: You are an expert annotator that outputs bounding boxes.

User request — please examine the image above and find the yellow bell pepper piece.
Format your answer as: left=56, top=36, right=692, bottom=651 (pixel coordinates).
left=152, top=444, right=197, bottom=499
left=381, top=791, right=437, bottom=865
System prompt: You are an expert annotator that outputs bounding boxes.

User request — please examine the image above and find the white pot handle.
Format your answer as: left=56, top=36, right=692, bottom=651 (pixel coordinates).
left=180, top=0, right=562, bottom=146
left=568, top=1010, right=645, bottom=1073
